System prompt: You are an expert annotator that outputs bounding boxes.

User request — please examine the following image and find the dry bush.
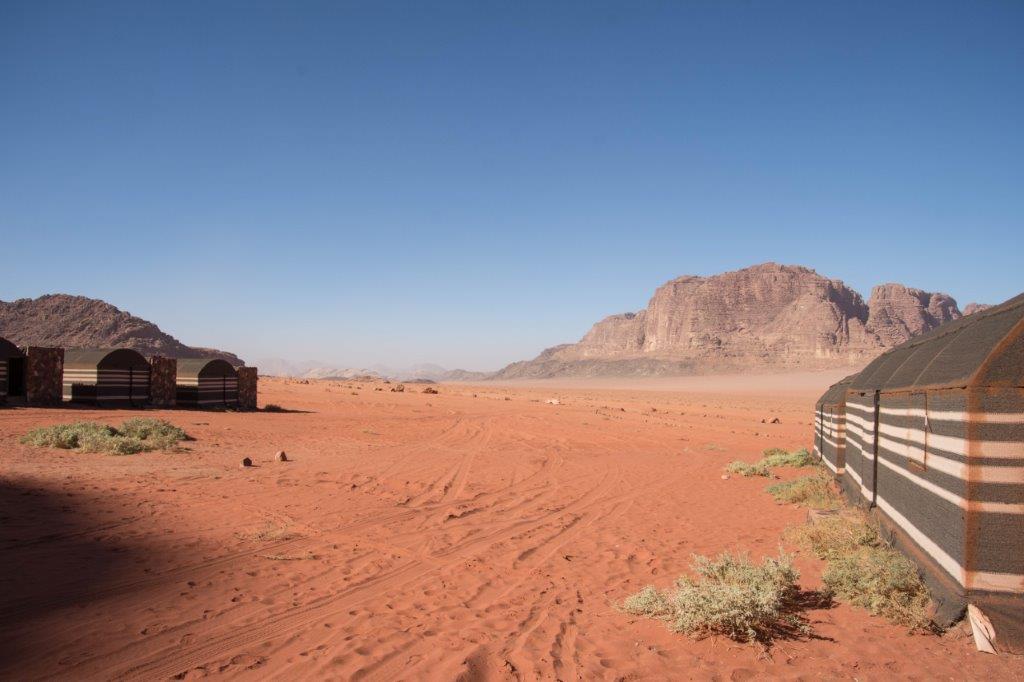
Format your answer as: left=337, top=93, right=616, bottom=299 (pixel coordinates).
left=623, top=551, right=810, bottom=644
left=766, top=474, right=840, bottom=510
left=263, top=404, right=285, bottom=412
left=21, top=419, right=188, bottom=455
left=724, top=448, right=816, bottom=478
left=725, top=460, right=772, bottom=477
left=760, top=447, right=814, bottom=468
left=784, top=511, right=880, bottom=561
left=786, top=512, right=933, bottom=630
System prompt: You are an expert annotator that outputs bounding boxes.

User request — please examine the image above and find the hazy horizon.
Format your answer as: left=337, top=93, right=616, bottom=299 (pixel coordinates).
left=4, top=2, right=1022, bottom=369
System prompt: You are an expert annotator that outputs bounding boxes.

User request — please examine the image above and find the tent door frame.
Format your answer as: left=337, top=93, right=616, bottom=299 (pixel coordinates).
left=7, top=357, right=26, bottom=397
left=870, top=389, right=880, bottom=507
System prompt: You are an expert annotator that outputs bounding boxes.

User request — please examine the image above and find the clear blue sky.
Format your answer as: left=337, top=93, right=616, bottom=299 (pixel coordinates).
left=2, top=1, right=1021, bottom=370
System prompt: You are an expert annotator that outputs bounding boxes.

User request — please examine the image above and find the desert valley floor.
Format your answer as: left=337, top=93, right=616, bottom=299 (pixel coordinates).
left=1, top=374, right=1022, bottom=681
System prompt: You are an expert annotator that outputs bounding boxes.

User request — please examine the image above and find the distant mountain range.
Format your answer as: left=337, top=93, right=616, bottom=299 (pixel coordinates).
left=1, top=265, right=996, bottom=382
left=254, top=358, right=489, bottom=382
left=493, top=263, right=992, bottom=379
left=0, top=294, right=243, bottom=365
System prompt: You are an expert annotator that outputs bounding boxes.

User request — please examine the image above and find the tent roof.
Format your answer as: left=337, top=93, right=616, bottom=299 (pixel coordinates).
left=816, top=373, right=858, bottom=408
left=0, top=336, right=24, bottom=360
left=176, top=358, right=237, bottom=380
left=64, top=348, right=150, bottom=370
left=849, top=292, right=1024, bottom=392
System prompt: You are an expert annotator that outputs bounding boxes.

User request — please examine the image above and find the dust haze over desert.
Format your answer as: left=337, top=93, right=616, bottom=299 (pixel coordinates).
left=2, top=2, right=1023, bottom=681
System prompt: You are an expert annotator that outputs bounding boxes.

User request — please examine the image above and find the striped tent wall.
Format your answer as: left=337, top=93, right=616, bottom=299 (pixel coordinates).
left=817, top=406, right=847, bottom=477
left=175, top=359, right=239, bottom=408
left=64, top=367, right=151, bottom=404
left=62, top=349, right=151, bottom=407
left=842, top=392, right=876, bottom=505
left=814, top=374, right=856, bottom=481
left=176, top=374, right=239, bottom=407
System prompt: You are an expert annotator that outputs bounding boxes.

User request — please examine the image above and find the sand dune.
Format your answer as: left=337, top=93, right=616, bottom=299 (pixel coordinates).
left=0, top=374, right=1019, bottom=679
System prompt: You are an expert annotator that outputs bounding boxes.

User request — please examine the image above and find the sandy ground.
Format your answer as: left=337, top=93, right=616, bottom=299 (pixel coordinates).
left=0, top=375, right=1021, bottom=680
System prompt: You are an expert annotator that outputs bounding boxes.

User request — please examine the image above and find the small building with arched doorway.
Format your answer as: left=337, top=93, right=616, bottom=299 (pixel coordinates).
left=175, top=358, right=238, bottom=408
left=63, top=348, right=151, bottom=407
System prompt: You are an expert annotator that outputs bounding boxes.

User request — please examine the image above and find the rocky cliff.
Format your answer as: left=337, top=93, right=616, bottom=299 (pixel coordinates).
left=0, top=294, right=243, bottom=365
left=495, top=264, right=963, bottom=378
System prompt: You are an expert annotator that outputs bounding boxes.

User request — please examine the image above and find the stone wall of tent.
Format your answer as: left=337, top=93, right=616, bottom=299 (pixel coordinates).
left=237, top=367, right=258, bottom=410
left=815, top=293, right=1024, bottom=652
left=175, top=359, right=238, bottom=408
left=63, top=349, right=151, bottom=407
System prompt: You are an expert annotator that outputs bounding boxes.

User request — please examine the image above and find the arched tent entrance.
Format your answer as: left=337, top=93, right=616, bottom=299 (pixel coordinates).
left=827, top=292, right=1024, bottom=651
left=0, top=336, right=27, bottom=403
left=176, top=359, right=238, bottom=408
left=63, top=349, right=151, bottom=407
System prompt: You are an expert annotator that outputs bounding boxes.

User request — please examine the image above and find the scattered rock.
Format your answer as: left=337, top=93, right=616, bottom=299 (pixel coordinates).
left=544, top=398, right=561, bottom=405
left=770, top=417, right=781, bottom=424
left=391, top=384, right=405, bottom=393
left=721, top=474, right=730, bottom=480
left=276, top=451, right=288, bottom=462
left=240, top=457, right=253, bottom=468
left=423, top=387, right=439, bottom=395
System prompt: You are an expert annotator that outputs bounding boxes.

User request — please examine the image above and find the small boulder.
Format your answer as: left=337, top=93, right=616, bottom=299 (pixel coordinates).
left=770, top=417, right=781, bottom=424
left=423, top=387, right=439, bottom=394
left=276, top=451, right=288, bottom=462
left=240, top=457, right=253, bottom=468
left=391, top=384, right=405, bottom=393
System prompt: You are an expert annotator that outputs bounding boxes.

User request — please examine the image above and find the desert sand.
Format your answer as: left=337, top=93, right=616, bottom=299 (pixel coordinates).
left=1, top=374, right=1021, bottom=680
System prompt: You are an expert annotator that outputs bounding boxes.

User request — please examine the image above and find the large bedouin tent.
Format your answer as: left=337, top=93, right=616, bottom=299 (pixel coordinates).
left=814, top=292, right=1024, bottom=652
left=63, top=349, right=151, bottom=407
left=175, top=358, right=239, bottom=408
left=0, top=336, right=27, bottom=403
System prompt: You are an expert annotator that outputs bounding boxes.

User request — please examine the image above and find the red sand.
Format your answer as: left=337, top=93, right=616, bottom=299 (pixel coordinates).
left=1, top=375, right=1021, bottom=680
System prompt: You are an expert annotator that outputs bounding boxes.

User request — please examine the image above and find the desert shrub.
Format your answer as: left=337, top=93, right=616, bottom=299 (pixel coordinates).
left=21, top=421, right=116, bottom=451
left=724, top=447, right=816, bottom=478
left=623, top=551, right=809, bottom=643
left=263, top=404, right=285, bottom=412
left=725, top=460, right=772, bottom=477
left=766, top=474, right=840, bottom=510
left=760, top=447, right=815, bottom=468
left=21, top=419, right=188, bottom=455
left=785, top=512, right=933, bottom=629
left=785, top=512, right=881, bottom=561
left=823, top=546, right=932, bottom=629
left=119, top=417, right=189, bottom=447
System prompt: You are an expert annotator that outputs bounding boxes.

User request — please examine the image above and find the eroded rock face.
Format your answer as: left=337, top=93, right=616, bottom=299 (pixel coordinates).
left=866, top=284, right=961, bottom=346
left=496, top=263, right=962, bottom=378
left=963, top=302, right=993, bottom=316
left=0, top=294, right=243, bottom=365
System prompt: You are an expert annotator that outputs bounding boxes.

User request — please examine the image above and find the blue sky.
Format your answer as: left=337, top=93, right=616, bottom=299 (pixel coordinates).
left=2, top=1, right=1021, bottom=370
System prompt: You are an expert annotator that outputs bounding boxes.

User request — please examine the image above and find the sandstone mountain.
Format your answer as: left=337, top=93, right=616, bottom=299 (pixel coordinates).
left=495, top=263, right=963, bottom=379
left=0, top=294, right=243, bottom=365
left=963, top=302, right=993, bottom=316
